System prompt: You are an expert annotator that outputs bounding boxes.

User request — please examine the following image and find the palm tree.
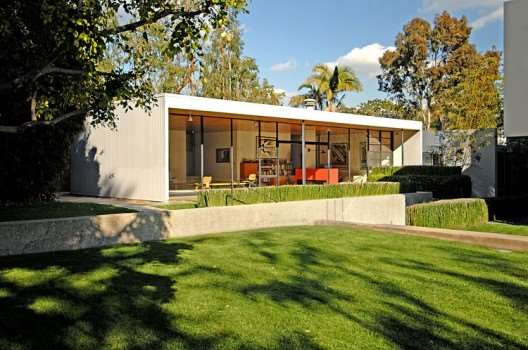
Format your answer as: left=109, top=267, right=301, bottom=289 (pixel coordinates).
left=289, top=64, right=362, bottom=111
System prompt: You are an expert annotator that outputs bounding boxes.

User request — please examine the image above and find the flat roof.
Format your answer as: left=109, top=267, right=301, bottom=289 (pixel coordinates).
left=162, top=94, right=422, bottom=131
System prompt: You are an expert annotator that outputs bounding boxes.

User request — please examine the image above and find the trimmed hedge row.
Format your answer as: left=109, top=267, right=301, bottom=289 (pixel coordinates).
left=381, top=175, right=472, bottom=199
left=406, top=198, right=488, bottom=228
left=197, top=182, right=400, bottom=207
left=368, top=166, right=461, bottom=181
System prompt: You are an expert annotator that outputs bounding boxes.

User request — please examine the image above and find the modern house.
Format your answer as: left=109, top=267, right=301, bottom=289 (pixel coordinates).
left=71, top=94, right=423, bottom=201
left=504, top=0, right=528, bottom=138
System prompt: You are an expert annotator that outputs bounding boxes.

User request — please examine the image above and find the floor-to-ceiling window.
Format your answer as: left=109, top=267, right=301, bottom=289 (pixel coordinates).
left=169, top=112, right=395, bottom=191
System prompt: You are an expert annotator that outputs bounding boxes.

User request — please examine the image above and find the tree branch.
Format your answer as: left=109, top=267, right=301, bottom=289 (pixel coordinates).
left=103, top=7, right=203, bottom=36
left=0, top=65, right=84, bottom=92
left=0, top=110, right=87, bottom=134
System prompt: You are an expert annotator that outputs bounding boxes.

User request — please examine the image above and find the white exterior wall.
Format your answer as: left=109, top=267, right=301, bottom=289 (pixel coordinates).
left=402, top=130, right=423, bottom=166
left=71, top=98, right=168, bottom=201
left=70, top=94, right=423, bottom=201
left=504, top=0, right=528, bottom=137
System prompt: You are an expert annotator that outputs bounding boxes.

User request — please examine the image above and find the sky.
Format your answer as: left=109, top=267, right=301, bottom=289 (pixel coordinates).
left=239, top=0, right=506, bottom=107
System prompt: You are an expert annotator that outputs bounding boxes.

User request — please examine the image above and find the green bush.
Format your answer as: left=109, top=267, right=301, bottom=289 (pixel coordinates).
left=197, top=182, right=400, bottom=207
left=406, top=198, right=488, bottom=228
left=368, top=166, right=461, bottom=181
left=381, top=175, right=472, bottom=199
left=0, top=120, right=83, bottom=204
left=484, top=195, right=528, bottom=221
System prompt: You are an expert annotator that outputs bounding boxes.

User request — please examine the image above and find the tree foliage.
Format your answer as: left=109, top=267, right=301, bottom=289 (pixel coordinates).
left=0, top=0, right=246, bottom=203
left=199, top=17, right=284, bottom=104
left=0, top=0, right=247, bottom=133
left=290, top=64, right=362, bottom=111
left=343, top=99, right=416, bottom=119
left=378, top=11, right=501, bottom=130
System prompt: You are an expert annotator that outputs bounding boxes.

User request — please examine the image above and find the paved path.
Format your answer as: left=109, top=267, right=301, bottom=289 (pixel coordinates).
left=56, top=192, right=198, bottom=213
left=323, top=221, right=528, bottom=252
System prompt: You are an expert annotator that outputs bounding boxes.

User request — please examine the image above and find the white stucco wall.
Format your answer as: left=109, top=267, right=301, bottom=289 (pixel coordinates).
left=402, top=130, right=423, bottom=166
left=504, top=0, right=528, bottom=137
left=71, top=99, right=168, bottom=201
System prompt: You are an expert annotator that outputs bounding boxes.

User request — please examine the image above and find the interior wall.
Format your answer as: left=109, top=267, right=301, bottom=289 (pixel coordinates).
left=169, top=118, right=186, bottom=184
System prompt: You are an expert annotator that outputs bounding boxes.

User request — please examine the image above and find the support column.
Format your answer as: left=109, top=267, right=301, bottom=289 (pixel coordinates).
left=301, top=121, right=306, bottom=185
left=200, top=116, right=204, bottom=190
left=401, top=129, right=405, bottom=166
left=275, top=122, right=279, bottom=187
left=258, top=121, right=262, bottom=187
left=347, top=129, right=351, bottom=182
left=230, top=119, right=234, bottom=193
left=327, top=130, right=331, bottom=185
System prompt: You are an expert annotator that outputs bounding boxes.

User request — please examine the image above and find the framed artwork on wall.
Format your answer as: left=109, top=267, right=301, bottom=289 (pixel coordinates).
left=216, top=148, right=230, bottom=163
left=256, top=136, right=276, bottom=158
left=331, top=143, right=348, bottom=166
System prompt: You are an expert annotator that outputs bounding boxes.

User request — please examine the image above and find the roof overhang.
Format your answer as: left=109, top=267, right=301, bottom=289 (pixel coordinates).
left=162, top=93, right=422, bottom=131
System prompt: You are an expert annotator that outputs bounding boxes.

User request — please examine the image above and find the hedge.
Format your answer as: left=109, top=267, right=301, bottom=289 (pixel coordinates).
left=368, top=166, right=461, bottom=181
left=0, top=120, right=83, bottom=204
left=197, top=182, right=400, bottom=207
left=484, top=195, right=528, bottom=221
left=406, top=198, right=488, bottom=228
left=381, top=174, right=472, bottom=199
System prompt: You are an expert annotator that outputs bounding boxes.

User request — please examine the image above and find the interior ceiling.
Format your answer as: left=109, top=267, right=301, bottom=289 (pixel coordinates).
left=168, top=109, right=400, bottom=133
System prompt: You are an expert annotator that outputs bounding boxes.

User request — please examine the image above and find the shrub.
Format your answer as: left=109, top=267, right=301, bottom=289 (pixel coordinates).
left=0, top=120, right=83, bottom=204
left=197, top=182, right=400, bottom=207
left=368, top=166, right=461, bottom=181
left=406, top=198, right=488, bottom=228
left=484, top=195, right=528, bottom=221
left=381, top=175, right=472, bottom=199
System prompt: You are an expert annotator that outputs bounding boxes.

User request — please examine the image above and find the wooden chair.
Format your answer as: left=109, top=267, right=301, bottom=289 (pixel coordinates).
left=242, top=173, right=257, bottom=187
left=195, top=176, right=212, bottom=190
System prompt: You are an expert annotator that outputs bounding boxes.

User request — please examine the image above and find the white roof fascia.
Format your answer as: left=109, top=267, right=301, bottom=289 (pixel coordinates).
left=162, top=93, right=422, bottom=131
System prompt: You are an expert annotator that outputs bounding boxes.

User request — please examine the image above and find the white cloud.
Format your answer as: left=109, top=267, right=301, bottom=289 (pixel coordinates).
left=270, top=60, right=297, bottom=72
left=327, top=43, right=395, bottom=79
left=421, top=0, right=505, bottom=31
left=421, top=0, right=502, bottom=12
left=470, top=6, right=504, bottom=30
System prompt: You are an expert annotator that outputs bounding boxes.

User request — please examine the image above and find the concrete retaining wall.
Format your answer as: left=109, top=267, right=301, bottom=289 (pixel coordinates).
left=0, top=194, right=405, bottom=256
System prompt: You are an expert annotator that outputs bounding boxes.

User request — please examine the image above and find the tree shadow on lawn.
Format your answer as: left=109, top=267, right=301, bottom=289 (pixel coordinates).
left=0, top=228, right=527, bottom=349
left=237, top=233, right=528, bottom=350
left=0, top=241, right=250, bottom=350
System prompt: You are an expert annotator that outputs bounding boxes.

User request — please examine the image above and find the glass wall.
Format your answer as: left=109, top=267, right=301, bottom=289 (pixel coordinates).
left=168, top=112, right=397, bottom=191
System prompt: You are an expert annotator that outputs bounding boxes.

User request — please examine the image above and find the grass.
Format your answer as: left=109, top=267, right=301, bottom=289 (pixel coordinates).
left=464, top=221, right=528, bottom=236
left=197, top=182, right=400, bottom=207
left=0, top=202, right=136, bottom=222
left=0, top=226, right=527, bottom=350
left=157, top=202, right=198, bottom=210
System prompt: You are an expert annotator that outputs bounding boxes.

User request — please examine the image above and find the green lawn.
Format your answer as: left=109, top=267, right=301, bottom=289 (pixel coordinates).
left=0, top=226, right=527, bottom=349
left=464, top=222, right=528, bottom=236
left=157, top=202, right=197, bottom=210
left=0, top=202, right=136, bottom=222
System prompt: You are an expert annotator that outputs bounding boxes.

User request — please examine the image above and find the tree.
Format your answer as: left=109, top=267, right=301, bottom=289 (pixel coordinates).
left=199, top=16, right=284, bottom=104
left=290, top=64, right=362, bottom=110
left=378, top=11, right=500, bottom=130
left=0, top=0, right=246, bottom=134
left=0, top=0, right=246, bottom=202
left=440, top=50, right=501, bottom=129
left=345, top=99, right=416, bottom=119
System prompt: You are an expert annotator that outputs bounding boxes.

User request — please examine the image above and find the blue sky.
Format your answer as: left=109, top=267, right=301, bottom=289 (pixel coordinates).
left=239, top=0, right=505, bottom=107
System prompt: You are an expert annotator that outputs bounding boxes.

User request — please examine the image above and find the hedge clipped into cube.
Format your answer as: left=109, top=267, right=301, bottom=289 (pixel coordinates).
left=368, top=166, right=461, bottom=181
left=197, top=182, right=400, bottom=207
left=406, top=198, right=488, bottom=228
left=382, top=174, right=471, bottom=199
